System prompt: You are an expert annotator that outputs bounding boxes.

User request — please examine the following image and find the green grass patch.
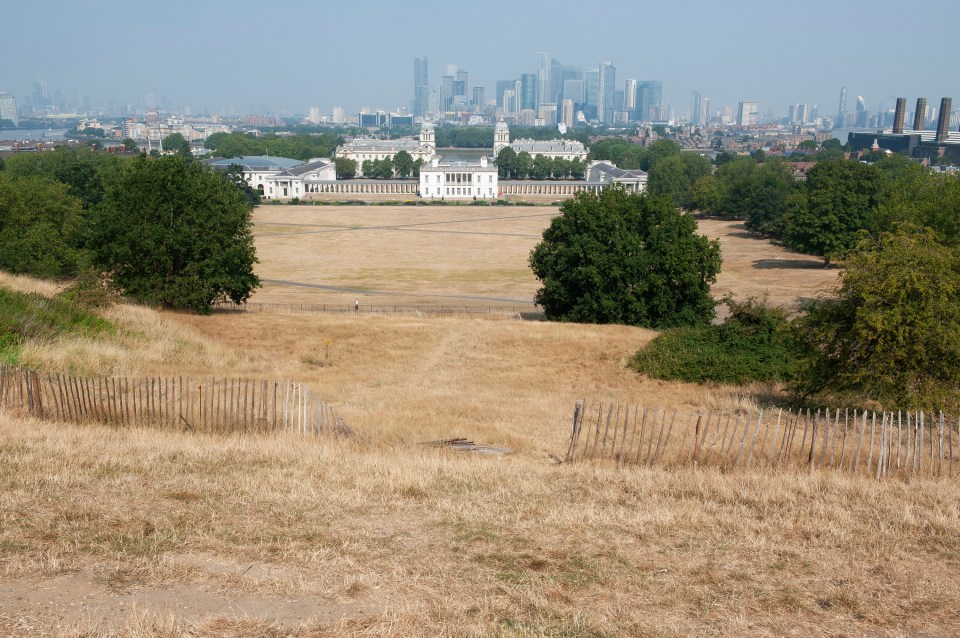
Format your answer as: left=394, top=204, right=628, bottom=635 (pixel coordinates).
left=0, top=286, right=115, bottom=365
left=629, top=297, right=798, bottom=385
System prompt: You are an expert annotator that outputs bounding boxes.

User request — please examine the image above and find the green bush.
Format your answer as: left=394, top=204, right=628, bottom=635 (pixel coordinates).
left=0, top=287, right=114, bottom=365
left=629, top=297, right=797, bottom=384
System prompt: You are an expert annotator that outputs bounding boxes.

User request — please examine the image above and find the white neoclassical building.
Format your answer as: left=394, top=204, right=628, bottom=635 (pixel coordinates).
left=419, top=156, right=498, bottom=200
left=493, top=118, right=589, bottom=161
left=204, top=155, right=336, bottom=200
left=336, top=121, right=438, bottom=173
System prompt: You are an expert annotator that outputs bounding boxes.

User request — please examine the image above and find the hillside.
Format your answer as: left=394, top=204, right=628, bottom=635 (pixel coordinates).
left=1, top=212, right=957, bottom=636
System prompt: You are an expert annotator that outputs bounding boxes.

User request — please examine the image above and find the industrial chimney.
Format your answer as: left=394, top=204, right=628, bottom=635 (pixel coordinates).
left=936, top=97, right=952, bottom=142
left=893, top=97, right=906, bottom=134
left=914, top=97, right=927, bottom=131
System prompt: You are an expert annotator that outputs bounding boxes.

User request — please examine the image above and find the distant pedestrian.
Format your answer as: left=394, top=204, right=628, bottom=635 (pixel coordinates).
left=355, top=298, right=359, bottom=312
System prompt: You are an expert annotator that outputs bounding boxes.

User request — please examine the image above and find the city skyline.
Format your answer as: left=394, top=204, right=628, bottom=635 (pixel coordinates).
left=1, top=0, right=958, bottom=119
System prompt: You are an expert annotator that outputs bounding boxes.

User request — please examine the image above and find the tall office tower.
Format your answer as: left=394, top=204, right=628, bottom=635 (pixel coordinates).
left=835, top=86, right=847, bottom=129
left=561, top=98, right=574, bottom=127
left=624, top=80, right=638, bottom=117
left=690, top=90, right=702, bottom=125
left=0, top=92, right=18, bottom=126
left=495, top=80, right=515, bottom=108
left=811, top=105, right=819, bottom=122
left=440, top=74, right=454, bottom=111
left=585, top=69, right=599, bottom=120
left=563, top=79, right=585, bottom=107
left=552, top=63, right=580, bottom=106
left=537, top=53, right=551, bottom=109
left=308, top=106, right=320, bottom=125
left=787, top=104, right=797, bottom=124
left=700, top=98, right=710, bottom=126
left=520, top=73, right=537, bottom=111
left=737, top=101, right=759, bottom=126
left=797, top=103, right=808, bottom=124
left=635, top=81, right=662, bottom=121
left=414, top=57, right=429, bottom=116
left=893, top=97, right=906, bottom=134
left=472, top=86, right=485, bottom=110
left=454, top=69, right=469, bottom=104
left=502, top=89, right=517, bottom=115
left=855, top=96, right=868, bottom=127
left=32, top=77, right=49, bottom=110
left=597, top=61, right=615, bottom=124
left=913, top=97, right=927, bottom=131
left=539, top=103, right=558, bottom=126
left=936, top=97, right=952, bottom=142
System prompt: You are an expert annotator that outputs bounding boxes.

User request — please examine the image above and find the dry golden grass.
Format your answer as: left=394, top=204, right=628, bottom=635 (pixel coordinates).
left=249, top=206, right=839, bottom=310
left=0, top=209, right=934, bottom=636
left=1, top=415, right=958, bottom=637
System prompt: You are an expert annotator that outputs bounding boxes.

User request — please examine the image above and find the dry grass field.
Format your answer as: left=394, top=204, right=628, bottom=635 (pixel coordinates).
left=249, top=205, right=839, bottom=309
left=2, top=210, right=958, bottom=636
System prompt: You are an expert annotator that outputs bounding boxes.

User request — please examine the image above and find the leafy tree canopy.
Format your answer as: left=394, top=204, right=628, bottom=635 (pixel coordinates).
left=793, top=224, right=960, bottom=411
left=529, top=187, right=721, bottom=327
left=89, top=155, right=260, bottom=313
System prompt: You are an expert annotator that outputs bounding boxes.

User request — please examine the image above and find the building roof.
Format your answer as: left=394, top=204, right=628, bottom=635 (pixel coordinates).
left=339, top=137, right=423, bottom=153
left=280, top=158, right=333, bottom=177
left=588, top=161, right=647, bottom=181
left=511, top=138, right=586, bottom=154
left=205, top=155, right=303, bottom=171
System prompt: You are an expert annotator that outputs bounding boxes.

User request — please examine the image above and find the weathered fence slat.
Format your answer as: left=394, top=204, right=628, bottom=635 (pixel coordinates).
left=0, top=366, right=353, bottom=440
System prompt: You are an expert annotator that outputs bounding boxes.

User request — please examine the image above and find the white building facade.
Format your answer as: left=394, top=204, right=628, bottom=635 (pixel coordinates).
left=492, top=119, right=588, bottom=161
left=419, top=156, right=498, bottom=200
left=336, top=122, right=437, bottom=173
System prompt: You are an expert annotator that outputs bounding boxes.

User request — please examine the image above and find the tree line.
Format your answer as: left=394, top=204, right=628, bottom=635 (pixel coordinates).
left=205, top=131, right=342, bottom=162
left=494, top=148, right=587, bottom=180
left=0, top=147, right=259, bottom=313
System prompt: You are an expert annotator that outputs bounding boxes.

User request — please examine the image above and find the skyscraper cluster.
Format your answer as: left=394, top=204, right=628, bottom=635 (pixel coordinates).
left=412, top=55, right=663, bottom=126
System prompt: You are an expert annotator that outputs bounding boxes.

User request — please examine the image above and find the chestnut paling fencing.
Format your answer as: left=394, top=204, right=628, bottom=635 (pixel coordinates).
left=564, top=400, right=957, bottom=478
left=0, top=366, right=353, bottom=438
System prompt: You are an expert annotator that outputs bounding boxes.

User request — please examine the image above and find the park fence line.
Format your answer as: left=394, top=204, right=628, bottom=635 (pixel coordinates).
left=215, top=301, right=531, bottom=319
left=0, top=366, right=353, bottom=438
left=565, top=400, right=957, bottom=479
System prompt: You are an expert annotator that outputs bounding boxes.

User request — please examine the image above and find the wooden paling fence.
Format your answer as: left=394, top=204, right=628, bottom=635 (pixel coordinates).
left=0, top=366, right=353, bottom=438
left=565, top=400, right=957, bottom=479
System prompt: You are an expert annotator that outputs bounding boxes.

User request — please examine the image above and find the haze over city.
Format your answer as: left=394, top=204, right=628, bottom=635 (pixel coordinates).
left=2, top=0, right=958, bottom=118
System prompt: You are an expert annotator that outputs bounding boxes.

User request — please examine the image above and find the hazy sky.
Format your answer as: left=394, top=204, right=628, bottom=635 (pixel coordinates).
left=2, top=0, right=958, bottom=117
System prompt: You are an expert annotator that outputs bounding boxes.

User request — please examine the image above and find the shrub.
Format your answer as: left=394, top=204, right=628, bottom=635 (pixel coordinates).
left=629, top=297, right=797, bottom=384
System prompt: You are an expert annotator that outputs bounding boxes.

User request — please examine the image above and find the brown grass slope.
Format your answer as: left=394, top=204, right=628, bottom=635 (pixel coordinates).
left=5, top=211, right=956, bottom=636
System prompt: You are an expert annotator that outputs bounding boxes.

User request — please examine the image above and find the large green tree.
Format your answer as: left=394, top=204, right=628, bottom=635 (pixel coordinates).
left=89, top=155, right=260, bottom=313
left=162, top=132, right=192, bottom=157
left=0, top=174, right=86, bottom=277
left=782, top=160, right=884, bottom=265
left=393, top=150, right=414, bottom=178
left=793, top=224, right=960, bottom=411
left=334, top=157, right=357, bottom=179
left=529, top=187, right=721, bottom=327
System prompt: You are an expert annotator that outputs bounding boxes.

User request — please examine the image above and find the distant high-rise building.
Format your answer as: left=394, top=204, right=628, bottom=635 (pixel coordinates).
left=502, top=89, right=518, bottom=115
left=563, top=79, right=584, bottom=107
left=32, top=77, right=49, bottom=111
left=495, top=80, right=515, bottom=109
left=454, top=69, right=469, bottom=106
left=585, top=69, right=599, bottom=120
left=414, top=57, right=429, bottom=116
left=440, top=74, right=454, bottom=111
left=597, top=61, right=615, bottom=124
left=308, top=106, right=320, bottom=125
left=332, top=106, right=344, bottom=124
left=0, top=92, right=18, bottom=126
left=855, top=96, right=868, bottom=128
left=539, top=103, right=558, bottom=127
left=624, top=80, right=637, bottom=115
left=472, top=86, right=485, bottom=110
left=700, top=98, right=710, bottom=126
left=690, top=90, right=702, bottom=125
left=835, top=86, right=848, bottom=130
left=520, top=73, right=537, bottom=111
left=635, top=81, right=662, bottom=122
left=737, top=101, right=759, bottom=126
left=797, top=103, right=808, bottom=124
left=561, top=98, right=574, bottom=127
left=537, top=53, right=551, bottom=109
left=552, top=63, right=581, bottom=106
left=787, top=104, right=797, bottom=124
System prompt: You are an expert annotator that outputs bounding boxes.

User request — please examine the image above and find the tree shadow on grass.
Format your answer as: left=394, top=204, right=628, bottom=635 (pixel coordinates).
left=753, top=259, right=830, bottom=270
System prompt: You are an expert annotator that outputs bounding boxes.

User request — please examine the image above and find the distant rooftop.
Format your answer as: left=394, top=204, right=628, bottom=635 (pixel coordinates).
left=205, top=155, right=303, bottom=171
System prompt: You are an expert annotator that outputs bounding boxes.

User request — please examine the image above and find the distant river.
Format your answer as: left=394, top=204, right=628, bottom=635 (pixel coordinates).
left=0, top=128, right=68, bottom=142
